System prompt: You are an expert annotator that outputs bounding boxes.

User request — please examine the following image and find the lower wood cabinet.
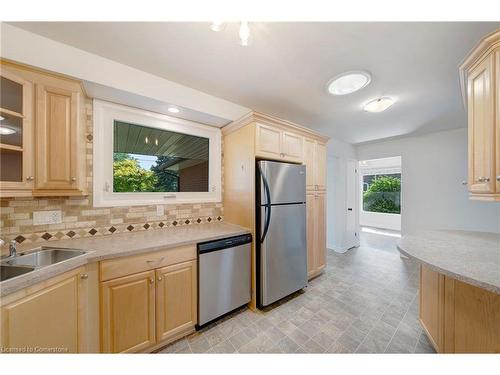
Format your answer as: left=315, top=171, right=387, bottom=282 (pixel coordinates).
left=420, top=265, right=500, bottom=353
left=156, top=261, right=197, bottom=343
left=0, top=267, right=89, bottom=353
left=307, top=192, right=326, bottom=279
left=100, top=270, right=156, bottom=353
left=99, top=248, right=197, bottom=353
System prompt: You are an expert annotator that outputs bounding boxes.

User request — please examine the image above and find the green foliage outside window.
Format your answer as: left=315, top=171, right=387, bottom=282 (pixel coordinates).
left=113, top=156, right=158, bottom=192
left=363, top=176, right=401, bottom=214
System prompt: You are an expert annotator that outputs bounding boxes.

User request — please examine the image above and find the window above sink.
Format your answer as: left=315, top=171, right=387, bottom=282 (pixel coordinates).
left=93, top=100, right=222, bottom=207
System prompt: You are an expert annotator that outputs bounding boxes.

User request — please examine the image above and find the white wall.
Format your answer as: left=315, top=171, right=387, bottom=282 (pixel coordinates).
left=357, top=128, right=500, bottom=234
left=360, top=211, right=401, bottom=231
left=326, top=139, right=360, bottom=252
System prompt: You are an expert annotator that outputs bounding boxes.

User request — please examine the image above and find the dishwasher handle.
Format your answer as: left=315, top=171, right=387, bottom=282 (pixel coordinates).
left=198, top=234, right=253, bottom=254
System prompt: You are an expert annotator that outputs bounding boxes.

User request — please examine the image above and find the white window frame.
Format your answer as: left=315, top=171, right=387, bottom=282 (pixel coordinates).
left=93, top=100, right=221, bottom=207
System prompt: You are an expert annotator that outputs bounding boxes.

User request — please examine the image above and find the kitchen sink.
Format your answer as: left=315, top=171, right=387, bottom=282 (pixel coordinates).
left=3, top=248, right=87, bottom=268
left=0, top=265, right=35, bottom=282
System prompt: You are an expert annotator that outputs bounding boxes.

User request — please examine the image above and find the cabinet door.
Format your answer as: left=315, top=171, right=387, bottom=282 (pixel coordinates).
left=255, top=123, right=281, bottom=159
left=315, top=142, right=327, bottom=190
left=101, top=271, right=156, bottom=353
left=35, top=84, right=81, bottom=191
left=467, top=55, right=495, bottom=194
left=419, top=265, right=444, bottom=352
left=304, top=138, right=316, bottom=190
left=0, top=68, right=34, bottom=194
left=282, top=131, right=303, bottom=162
left=495, top=51, right=500, bottom=194
left=0, top=267, right=87, bottom=353
left=306, top=193, right=316, bottom=279
left=156, top=260, right=197, bottom=343
left=314, top=193, right=327, bottom=273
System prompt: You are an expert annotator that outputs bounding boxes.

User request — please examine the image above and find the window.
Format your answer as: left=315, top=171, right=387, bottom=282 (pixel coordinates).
left=362, top=173, right=401, bottom=214
left=93, top=100, right=221, bottom=207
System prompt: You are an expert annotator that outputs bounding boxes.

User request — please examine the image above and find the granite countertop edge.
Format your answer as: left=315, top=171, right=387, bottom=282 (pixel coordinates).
left=397, top=230, right=500, bottom=295
left=0, top=222, right=250, bottom=298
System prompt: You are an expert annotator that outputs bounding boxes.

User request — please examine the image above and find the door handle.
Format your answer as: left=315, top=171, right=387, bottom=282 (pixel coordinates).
left=347, top=208, right=353, bottom=211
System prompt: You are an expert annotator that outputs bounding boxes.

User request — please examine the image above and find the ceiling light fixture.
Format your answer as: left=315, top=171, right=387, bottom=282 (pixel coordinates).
left=327, top=71, right=371, bottom=96
left=0, top=125, right=16, bottom=135
left=167, top=107, right=180, bottom=114
left=364, top=97, right=395, bottom=112
left=239, top=21, right=251, bottom=47
left=210, top=22, right=226, bottom=32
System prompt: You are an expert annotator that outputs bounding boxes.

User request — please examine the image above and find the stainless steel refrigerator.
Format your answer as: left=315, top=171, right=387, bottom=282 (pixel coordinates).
left=257, top=160, right=307, bottom=307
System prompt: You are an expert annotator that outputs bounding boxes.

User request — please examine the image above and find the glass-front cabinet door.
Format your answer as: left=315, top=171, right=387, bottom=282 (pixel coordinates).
left=0, top=67, right=34, bottom=194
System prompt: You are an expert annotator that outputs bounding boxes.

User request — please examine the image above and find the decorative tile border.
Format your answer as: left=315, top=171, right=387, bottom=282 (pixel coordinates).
left=11, top=216, right=223, bottom=245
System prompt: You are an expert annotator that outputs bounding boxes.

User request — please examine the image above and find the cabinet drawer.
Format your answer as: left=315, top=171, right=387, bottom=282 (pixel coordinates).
left=100, top=245, right=196, bottom=281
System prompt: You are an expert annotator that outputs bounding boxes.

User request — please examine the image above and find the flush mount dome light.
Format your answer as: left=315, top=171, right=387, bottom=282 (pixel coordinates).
left=327, top=71, right=371, bottom=96
left=0, top=125, right=16, bottom=135
left=167, top=107, right=180, bottom=114
left=364, top=97, right=395, bottom=112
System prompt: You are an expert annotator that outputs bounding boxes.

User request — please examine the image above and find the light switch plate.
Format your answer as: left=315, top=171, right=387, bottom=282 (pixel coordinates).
left=33, top=210, right=62, bottom=225
left=156, top=205, right=165, bottom=216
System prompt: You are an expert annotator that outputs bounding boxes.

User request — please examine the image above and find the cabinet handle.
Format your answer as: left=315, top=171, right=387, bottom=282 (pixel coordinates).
left=71, top=177, right=76, bottom=182
left=149, top=277, right=154, bottom=284
left=80, top=274, right=88, bottom=280
left=157, top=276, right=162, bottom=282
left=476, top=177, right=490, bottom=183
left=146, top=257, right=165, bottom=264
left=27, top=176, right=34, bottom=181
left=497, top=175, right=500, bottom=182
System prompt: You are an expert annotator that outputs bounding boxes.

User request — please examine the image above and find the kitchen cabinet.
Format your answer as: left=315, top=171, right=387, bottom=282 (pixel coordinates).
left=0, top=68, right=35, bottom=195
left=419, top=266, right=444, bottom=352
left=304, top=137, right=327, bottom=191
left=156, top=260, right=197, bottom=342
left=0, top=60, right=87, bottom=197
left=419, top=265, right=500, bottom=353
left=100, top=270, right=156, bottom=353
left=99, top=246, right=197, bottom=353
left=0, top=267, right=89, bottom=353
left=459, top=29, right=500, bottom=201
left=255, top=122, right=303, bottom=163
left=306, top=192, right=326, bottom=279
left=35, top=84, right=82, bottom=193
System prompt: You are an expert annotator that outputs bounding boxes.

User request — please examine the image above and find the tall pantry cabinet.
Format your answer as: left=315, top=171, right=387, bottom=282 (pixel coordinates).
left=223, top=112, right=329, bottom=309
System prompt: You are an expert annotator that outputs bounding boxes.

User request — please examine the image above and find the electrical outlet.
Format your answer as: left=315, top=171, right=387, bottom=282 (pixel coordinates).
left=156, top=205, right=165, bottom=216
left=33, top=210, right=62, bottom=225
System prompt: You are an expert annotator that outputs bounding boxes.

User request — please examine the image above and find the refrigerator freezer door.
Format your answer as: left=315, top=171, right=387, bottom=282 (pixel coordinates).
left=258, top=160, right=306, bottom=205
left=260, top=203, right=307, bottom=306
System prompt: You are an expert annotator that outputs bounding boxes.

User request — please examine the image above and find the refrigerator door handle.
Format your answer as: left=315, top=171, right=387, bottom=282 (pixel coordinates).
left=259, top=163, right=272, bottom=244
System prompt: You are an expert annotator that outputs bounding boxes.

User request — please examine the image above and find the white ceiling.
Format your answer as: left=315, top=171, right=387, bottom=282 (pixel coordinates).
left=10, top=22, right=500, bottom=144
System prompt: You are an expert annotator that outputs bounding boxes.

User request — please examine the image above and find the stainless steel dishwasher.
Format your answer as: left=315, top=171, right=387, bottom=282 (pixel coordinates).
left=197, top=234, right=252, bottom=328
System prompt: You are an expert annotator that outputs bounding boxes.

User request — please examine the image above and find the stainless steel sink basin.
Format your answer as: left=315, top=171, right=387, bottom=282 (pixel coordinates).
left=4, top=248, right=87, bottom=268
left=0, top=265, right=34, bottom=281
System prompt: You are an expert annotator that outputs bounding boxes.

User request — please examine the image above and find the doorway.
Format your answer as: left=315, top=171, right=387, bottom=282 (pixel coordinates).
left=358, top=157, right=402, bottom=242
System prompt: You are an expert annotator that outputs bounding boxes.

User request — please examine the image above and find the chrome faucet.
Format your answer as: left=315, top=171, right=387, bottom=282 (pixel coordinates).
left=9, top=240, right=17, bottom=258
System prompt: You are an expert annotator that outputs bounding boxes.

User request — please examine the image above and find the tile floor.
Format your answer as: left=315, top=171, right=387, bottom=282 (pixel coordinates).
left=158, top=228, right=436, bottom=354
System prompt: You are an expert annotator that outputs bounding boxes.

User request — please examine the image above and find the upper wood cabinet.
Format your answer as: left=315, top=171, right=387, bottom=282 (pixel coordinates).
left=0, top=61, right=87, bottom=197
left=0, top=267, right=89, bottom=353
left=255, top=122, right=303, bottom=163
left=0, top=69, right=35, bottom=195
left=460, top=29, right=500, bottom=201
left=35, top=84, right=81, bottom=192
left=303, top=138, right=327, bottom=191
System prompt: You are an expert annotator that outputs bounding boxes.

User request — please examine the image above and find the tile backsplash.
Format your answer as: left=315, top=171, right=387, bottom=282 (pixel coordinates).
left=0, top=99, right=223, bottom=247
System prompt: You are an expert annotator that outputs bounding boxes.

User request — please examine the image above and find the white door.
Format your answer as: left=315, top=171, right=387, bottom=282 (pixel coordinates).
left=345, top=159, right=359, bottom=249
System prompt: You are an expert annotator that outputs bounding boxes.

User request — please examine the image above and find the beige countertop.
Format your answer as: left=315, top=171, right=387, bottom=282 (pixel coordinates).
left=0, top=222, right=250, bottom=297
left=397, top=230, right=500, bottom=294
